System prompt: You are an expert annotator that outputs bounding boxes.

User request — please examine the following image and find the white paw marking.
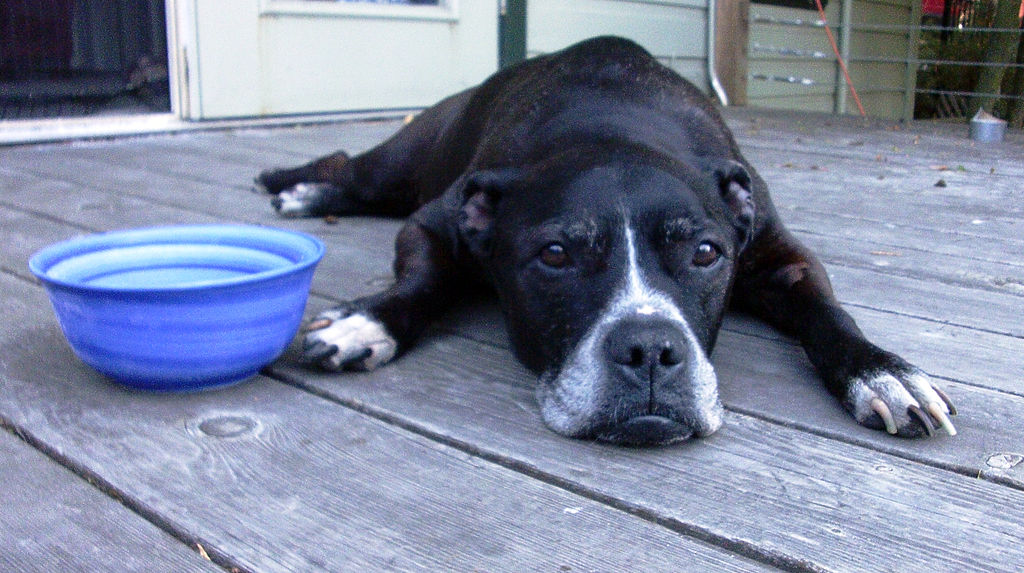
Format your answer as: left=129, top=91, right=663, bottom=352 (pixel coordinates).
left=276, top=183, right=322, bottom=217
left=850, top=369, right=955, bottom=436
left=307, top=311, right=397, bottom=371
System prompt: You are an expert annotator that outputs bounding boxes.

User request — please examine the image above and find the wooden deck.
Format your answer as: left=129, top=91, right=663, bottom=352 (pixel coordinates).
left=1, top=108, right=1022, bottom=572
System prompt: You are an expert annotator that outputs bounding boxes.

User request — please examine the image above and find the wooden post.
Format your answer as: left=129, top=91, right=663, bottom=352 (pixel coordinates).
left=903, top=0, right=923, bottom=122
left=499, top=0, right=527, bottom=69
left=835, top=0, right=853, bottom=115
left=714, top=0, right=750, bottom=106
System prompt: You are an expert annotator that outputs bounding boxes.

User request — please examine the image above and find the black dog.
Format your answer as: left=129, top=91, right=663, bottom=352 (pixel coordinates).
left=257, top=37, right=956, bottom=445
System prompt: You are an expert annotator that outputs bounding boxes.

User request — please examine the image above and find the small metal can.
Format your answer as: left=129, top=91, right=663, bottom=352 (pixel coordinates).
left=970, top=109, right=1007, bottom=143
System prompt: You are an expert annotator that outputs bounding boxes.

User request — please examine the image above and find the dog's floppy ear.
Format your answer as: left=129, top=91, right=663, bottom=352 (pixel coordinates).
left=713, top=160, right=756, bottom=247
left=457, top=167, right=519, bottom=258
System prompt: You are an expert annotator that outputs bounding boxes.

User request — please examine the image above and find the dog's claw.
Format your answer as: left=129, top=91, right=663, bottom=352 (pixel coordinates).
left=302, top=340, right=339, bottom=364
left=926, top=402, right=957, bottom=436
left=339, top=347, right=374, bottom=365
left=933, top=385, right=958, bottom=417
left=848, top=358, right=957, bottom=439
left=870, top=397, right=898, bottom=435
left=306, top=318, right=333, bottom=332
left=907, top=404, right=935, bottom=437
left=298, top=309, right=398, bottom=371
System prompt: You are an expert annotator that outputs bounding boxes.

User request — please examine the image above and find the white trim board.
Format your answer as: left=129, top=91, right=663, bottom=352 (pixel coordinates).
left=0, top=109, right=417, bottom=146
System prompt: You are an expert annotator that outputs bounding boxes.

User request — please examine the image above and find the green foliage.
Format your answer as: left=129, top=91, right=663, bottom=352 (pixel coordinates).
left=914, top=1, right=996, bottom=119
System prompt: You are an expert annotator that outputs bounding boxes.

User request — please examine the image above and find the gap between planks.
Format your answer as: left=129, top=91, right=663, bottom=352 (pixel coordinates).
left=0, top=420, right=245, bottom=573
left=265, top=367, right=832, bottom=573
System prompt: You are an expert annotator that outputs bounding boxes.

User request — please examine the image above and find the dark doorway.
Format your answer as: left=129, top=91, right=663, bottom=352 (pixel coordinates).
left=1, top=0, right=170, bottom=120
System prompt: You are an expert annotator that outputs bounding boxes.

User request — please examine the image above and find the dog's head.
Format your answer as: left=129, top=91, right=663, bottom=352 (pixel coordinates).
left=457, top=146, right=755, bottom=446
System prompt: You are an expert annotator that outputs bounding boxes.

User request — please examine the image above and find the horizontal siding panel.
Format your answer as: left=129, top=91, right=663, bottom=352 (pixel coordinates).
left=527, top=0, right=709, bottom=87
left=748, top=0, right=915, bottom=119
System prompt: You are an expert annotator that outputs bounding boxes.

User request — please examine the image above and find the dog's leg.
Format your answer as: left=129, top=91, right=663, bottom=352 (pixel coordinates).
left=732, top=221, right=956, bottom=438
left=254, top=150, right=350, bottom=196
left=257, top=143, right=423, bottom=218
left=300, top=220, right=461, bottom=371
left=255, top=151, right=365, bottom=218
left=256, top=89, right=475, bottom=219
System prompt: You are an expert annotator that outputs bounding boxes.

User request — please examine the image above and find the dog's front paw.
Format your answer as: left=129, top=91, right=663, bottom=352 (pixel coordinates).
left=271, top=183, right=333, bottom=218
left=301, top=307, right=397, bottom=372
left=843, top=356, right=957, bottom=438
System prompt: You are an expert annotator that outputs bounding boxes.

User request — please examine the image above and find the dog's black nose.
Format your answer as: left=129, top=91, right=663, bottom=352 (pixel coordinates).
left=605, top=317, right=689, bottom=383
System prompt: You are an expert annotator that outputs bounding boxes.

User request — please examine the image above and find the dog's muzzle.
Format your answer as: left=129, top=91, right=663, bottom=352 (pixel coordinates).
left=537, top=315, right=724, bottom=446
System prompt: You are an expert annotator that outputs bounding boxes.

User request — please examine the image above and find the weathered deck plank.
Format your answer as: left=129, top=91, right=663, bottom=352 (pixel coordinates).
left=2, top=107, right=1022, bottom=571
left=4, top=196, right=1021, bottom=490
left=724, top=107, right=1024, bottom=173
left=0, top=274, right=770, bottom=573
left=2, top=118, right=1021, bottom=462
left=270, top=335, right=1024, bottom=573
left=0, top=431, right=220, bottom=573
left=0, top=165, right=400, bottom=301
left=431, top=294, right=1024, bottom=481
left=818, top=264, right=1022, bottom=338
left=5, top=160, right=1016, bottom=407
left=6, top=138, right=1020, bottom=352
left=779, top=208, right=1024, bottom=292
left=226, top=120, right=406, bottom=158
left=761, top=165, right=1021, bottom=250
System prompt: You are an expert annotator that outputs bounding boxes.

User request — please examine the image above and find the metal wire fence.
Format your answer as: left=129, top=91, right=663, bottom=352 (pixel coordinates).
left=748, top=0, right=1024, bottom=124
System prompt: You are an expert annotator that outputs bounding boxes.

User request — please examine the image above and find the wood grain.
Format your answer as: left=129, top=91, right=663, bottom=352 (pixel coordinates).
left=2, top=107, right=1022, bottom=571
left=0, top=274, right=770, bottom=572
left=0, top=431, right=219, bottom=573
left=271, top=331, right=1024, bottom=572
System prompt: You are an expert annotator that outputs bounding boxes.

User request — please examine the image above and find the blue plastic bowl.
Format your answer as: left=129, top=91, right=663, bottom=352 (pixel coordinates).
left=29, top=225, right=325, bottom=391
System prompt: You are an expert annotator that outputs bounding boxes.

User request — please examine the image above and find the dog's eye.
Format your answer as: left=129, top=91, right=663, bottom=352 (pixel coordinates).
left=539, top=243, right=570, bottom=268
left=692, top=242, right=721, bottom=267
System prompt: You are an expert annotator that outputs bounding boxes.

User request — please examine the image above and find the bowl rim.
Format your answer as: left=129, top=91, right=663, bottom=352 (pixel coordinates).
left=29, top=224, right=325, bottom=294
